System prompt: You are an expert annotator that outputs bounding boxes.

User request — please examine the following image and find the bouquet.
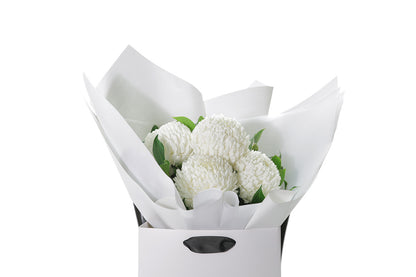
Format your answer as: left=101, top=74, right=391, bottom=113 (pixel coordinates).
left=84, top=46, right=343, bottom=277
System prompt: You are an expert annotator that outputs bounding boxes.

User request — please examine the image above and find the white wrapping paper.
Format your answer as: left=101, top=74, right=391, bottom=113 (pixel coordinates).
left=84, top=45, right=343, bottom=230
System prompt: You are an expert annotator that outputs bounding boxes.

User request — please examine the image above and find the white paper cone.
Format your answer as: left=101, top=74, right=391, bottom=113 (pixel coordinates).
left=84, top=46, right=344, bottom=230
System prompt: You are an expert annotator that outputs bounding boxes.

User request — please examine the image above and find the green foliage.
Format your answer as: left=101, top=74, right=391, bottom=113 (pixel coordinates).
left=249, top=128, right=265, bottom=150
left=253, top=128, right=265, bottom=143
left=196, top=116, right=204, bottom=125
left=271, top=155, right=281, bottom=169
left=151, top=125, right=159, bottom=132
left=251, top=186, right=266, bottom=204
left=271, top=154, right=289, bottom=189
left=279, top=168, right=286, bottom=187
left=173, top=116, right=196, bottom=131
left=160, top=160, right=171, bottom=176
left=152, top=135, right=165, bottom=165
left=152, top=135, right=171, bottom=176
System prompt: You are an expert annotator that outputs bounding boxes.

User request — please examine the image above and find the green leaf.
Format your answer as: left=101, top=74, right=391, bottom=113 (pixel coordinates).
left=152, top=135, right=165, bottom=165
left=173, top=116, right=196, bottom=131
left=271, top=154, right=290, bottom=189
left=196, top=116, right=204, bottom=125
left=289, top=186, right=297, bottom=191
left=271, top=154, right=288, bottom=187
left=251, top=186, right=266, bottom=204
left=249, top=128, right=265, bottom=150
left=236, top=187, right=241, bottom=197
left=279, top=168, right=286, bottom=186
left=151, top=125, right=159, bottom=132
left=153, top=136, right=171, bottom=176
left=271, top=155, right=282, bottom=169
left=160, top=160, right=170, bottom=176
left=253, top=128, right=265, bottom=143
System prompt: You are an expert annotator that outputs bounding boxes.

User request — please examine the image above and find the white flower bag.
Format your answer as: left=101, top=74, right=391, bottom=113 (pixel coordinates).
left=83, top=45, right=343, bottom=277
left=138, top=222, right=282, bottom=277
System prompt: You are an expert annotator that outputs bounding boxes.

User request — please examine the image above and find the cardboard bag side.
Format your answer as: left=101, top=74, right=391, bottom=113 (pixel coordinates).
left=138, top=223, right=281, bottom=277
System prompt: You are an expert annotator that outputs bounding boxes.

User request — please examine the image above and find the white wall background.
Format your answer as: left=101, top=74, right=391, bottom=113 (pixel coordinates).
left=1, top=1, right=415, bottom=276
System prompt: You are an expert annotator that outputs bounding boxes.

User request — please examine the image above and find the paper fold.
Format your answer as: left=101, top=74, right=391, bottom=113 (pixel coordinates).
left=205, top=84, right=273, bottom=119
left=98, top=46, right=206, bottom=140
left=84, top=75, right=181, bottom=204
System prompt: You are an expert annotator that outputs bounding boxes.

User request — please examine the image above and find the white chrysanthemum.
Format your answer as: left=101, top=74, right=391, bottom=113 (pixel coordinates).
left=191, top=114, right=250, bottom=166
left=144, top=121, right=192, bottom=166
left=235, top=151, right=281, bottom=203
left=174, top=154, right=238, bottom=209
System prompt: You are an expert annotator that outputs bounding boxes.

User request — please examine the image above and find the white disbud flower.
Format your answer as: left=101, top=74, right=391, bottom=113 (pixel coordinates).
left=174, top=154, right=238, bottom=209
left=235, top=151, right=281, bottom=203
left=144, top=121, right=192, bottom=166
left=191, top=114, right=250, bottom=166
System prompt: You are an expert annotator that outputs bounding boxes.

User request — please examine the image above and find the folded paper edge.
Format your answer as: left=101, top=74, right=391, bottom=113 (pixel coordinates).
left=98, top=45, right=203, bottom=100
left=97, top=45, right=206, bottom=123
left=283, top=77, right=338, bottom=113
left=204, top=85, right=273, bottom=119
left=83, top=74, right=184, bottom=205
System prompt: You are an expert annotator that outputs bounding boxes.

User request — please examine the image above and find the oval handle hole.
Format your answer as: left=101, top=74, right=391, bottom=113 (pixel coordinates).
left=183, top=236, right=236, bottom=254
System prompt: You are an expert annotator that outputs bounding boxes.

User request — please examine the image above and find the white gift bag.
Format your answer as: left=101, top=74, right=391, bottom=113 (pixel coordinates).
left=83, top=46, right=343, bottom=277
left=138, top=222, right=282, bottom=277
